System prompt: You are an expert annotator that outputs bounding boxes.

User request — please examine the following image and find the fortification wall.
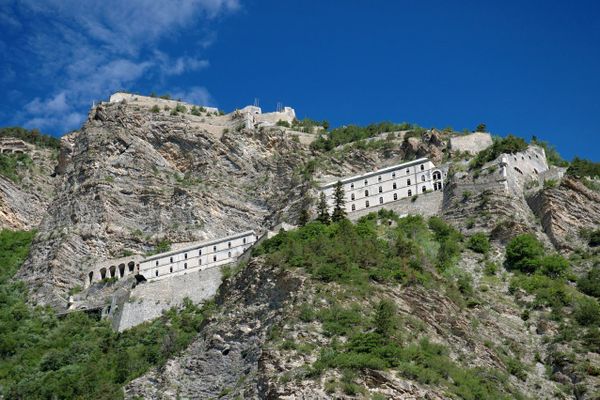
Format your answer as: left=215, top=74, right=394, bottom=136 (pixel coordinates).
left=112, top=265, right=223, bottom=331
left=348, top=190, right=443, bottom=220
left=109, top=92, right=219, bottom=113
left=450, top=132, right=493, bottom=155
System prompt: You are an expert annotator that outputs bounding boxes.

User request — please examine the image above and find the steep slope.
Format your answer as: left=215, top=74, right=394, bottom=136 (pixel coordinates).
left=17, top=101, right=312, bottom=307
left=0, top=141, right=57, bottom=230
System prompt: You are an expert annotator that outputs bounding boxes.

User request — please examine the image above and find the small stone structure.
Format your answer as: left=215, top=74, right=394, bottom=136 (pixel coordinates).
left=237, top=104, right=296, bottom=129
left=0, top=138, right=29, bottom=154
left=450, top=132, right=493, bottom=155
left=319, top=158, right=444, bottom=214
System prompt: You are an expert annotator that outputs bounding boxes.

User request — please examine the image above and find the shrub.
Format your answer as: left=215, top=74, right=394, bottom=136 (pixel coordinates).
left=589, top=230, right=600, bottom=247
left=578, top=267, right=600, bottom=298
left=543, top=179, right=558, bottom=189
left=567, top=158, right=600, bottom=179
left=276, top=120, right=291, bottom=128
left=150, top=105, right=160, bottom=113
left=538, top=254, right=569, bottom=278
left=484, top=261, right=498, bottom=276
left=373, top=299, right=396, bottom=335
left=504, top=234, right=544, bottom=273
left=467, top=233, right=490, bottom=254
left=470, top=135, right=528, bottom=170
left=574, top=298, right=600, bottom=326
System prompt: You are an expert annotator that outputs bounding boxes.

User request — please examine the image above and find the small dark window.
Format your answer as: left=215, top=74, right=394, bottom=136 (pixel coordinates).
left=213, top=245, right=217, bottom=252
left=351, top=204, right=356, bottom=211
left=421, top=175, right=425, bottom=182
left=351, top=193, right=355, bottom=200
left=392, top=172, right=396, bottom=178
left=243, top=238, right=246, bottom=244
left=184, top=253, right=187, bottom=259
left=350, top=183, right=354, bottom=189
left=199, top=259, right=202, bottom=265
left=169, top=266, right=173, bottom=273
left=378, top=176, right=382, bottom=182
left=422, top=186, right=426, bottom=193
left=407, top=179, right=411, bottom=185
left=364, top=179, right=368, bottom=185
left=184, top=263, right=187, bottom=269
left=228, top=251, right=231, bottom=257
left=365, top=190, right=369, bottom=196
left=228, top=242, right=231, bottom=248
left=365, top=200, right=370, bottom=207
left=393, top=193, right=398, bottom=200
left=155, top=261, right=158, bottom=266
left=420, top=164, right=424, bottom=171
left=155, top=270, right=158, bottom=276
left=379, top=197, right=383, bottom=204
left=378, top=186, right=382, bottom=193
left=393, top=182, right=397, bottom=189
left=199, top=249, right=202, bottom=256
left=170, top=257, right=173, bottom=263
left=406, top=168, right=410, bottom=174
left=408, top=190, right=412, bottom=197
left=213, top=255, right=217, bottom=262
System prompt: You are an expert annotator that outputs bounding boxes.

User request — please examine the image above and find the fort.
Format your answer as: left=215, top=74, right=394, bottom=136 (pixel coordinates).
left=0, top=138, right=29, bottom=154
left=319, top=158, right=445, bottom=213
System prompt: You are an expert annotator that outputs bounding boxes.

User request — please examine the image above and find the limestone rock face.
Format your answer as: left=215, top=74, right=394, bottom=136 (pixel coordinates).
left=528, top=176, right=600, bottom=250
left=17, top=102, right=311, bottom=307
left=0, top=144, right=57, bottom=230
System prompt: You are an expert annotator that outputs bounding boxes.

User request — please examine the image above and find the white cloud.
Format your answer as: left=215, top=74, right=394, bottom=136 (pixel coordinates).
left=173, top=86, right=214, bottom=106
left=8, top=0, right=239, bottom=133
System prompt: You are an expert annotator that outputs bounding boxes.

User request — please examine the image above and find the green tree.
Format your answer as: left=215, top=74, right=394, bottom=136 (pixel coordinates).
left=467, top=232, right=490, bottom=254
left=316, top=192, right=330, bottom=224
left=475, top=123, right=487, bottom=132
left=504, top=234, right=544, bottom=273
left=331, top=181, right=346, bottom=222
left=373, top=299, right=396, bottom=335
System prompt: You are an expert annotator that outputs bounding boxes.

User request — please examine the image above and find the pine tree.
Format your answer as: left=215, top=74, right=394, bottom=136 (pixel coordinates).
left=316, top=192, right=330, bottom=224
left=331, top=181, right=346, bottom=222
left=298, top=197, right=311, bottom=226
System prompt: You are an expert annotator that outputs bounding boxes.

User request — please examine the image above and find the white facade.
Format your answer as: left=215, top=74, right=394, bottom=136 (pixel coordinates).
left=138, top=231, right=257, bottom=282
left=86, top=231, right=257, bottom=286
left=319, top=158, right=444, bottom=213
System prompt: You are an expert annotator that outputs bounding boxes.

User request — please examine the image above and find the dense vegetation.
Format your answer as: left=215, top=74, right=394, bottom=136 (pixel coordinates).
left=310, top=122, right=423, bottom=151
left=0, top=230, right=210, bottom=399
left=469, top=135, right=529, bottom=170
left=566, top=157, right=600, bottom=179
left=0, top=127, right=60, bottom=149
left=0, top=153, right=32, bottom=182
left=256, top=212, right=526, bottom=398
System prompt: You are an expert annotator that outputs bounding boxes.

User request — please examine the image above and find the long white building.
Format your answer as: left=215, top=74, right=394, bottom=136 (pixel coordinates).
left=86, top=231, right=257, bottom=286
left=319, top=158, right=444, bottom=213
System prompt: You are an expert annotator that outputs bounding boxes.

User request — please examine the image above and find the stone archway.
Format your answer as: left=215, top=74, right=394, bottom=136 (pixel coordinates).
left=128, top=261, right=135, bottom=273
left=109, top=265, right=116, bottom=278
left=118, top=263, right=125, bottom=278
left=100, top=267, right=107, bottom=280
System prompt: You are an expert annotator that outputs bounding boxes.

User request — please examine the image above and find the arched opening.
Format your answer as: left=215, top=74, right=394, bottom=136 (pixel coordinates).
left=118, top=263, right=125, bottom=278
left=514, top=167, right=523, bottom=174
left=100, top=267, right=107, bottom=280
left=351, top=204, right=356, bottom=211
left=421, top=175, right=426, bottom=182
left=379, top=197, right=383, bottom=204
left=393, top=193, right=398, bottom=200
left=364, top=190, right=369, bottom=196
left=378, top=186, right=382, bottom=193
left=88, top=271, right=94, bottom=284
left=128, top=261, right=135, bottom=272
left=351, top=193, right=355, bottom=200
left=408, top=190, right=412, bottom=197
left=433, top=171, right=441, bottom=181
left=109, top=265, right=116, bottom=278
left=407, top=179, right=411, bottom=185
left=422, top=186, right=426, bottom=193
left=393, top=182, right=397, bottom=189
left=365, top=200, right=370, bottom=207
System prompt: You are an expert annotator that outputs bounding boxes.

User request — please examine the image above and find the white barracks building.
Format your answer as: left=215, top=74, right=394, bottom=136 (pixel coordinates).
left=139, top=231, right=257, bottom=281
left=319, top=158, right=443, bottom=213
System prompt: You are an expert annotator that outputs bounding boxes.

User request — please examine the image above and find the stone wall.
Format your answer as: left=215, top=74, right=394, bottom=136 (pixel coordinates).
left=111, top=265, right=224, bottom=331
left=348, top=190, right=443, bottom=220
left=450, top=132, right=493, bottom=155
left=108, top=92, right=219, bottom=114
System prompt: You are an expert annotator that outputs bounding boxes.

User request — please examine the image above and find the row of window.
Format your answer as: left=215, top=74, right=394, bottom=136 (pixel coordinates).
left=349, top=176, right=430, bottom=200
left=349, top=187, right=430, bottom=210
left=152, top=237, right=250, bottom=267
left=348, top=164, right=427, bottom=189
left=154, top=251, right=235, bottom=277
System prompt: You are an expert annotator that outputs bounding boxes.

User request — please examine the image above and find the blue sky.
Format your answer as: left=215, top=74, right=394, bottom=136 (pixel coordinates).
left=1, top=0, right=598, bottom=160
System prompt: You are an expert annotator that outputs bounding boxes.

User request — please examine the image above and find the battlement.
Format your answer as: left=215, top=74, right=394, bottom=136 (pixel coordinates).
left=108, top=92, right=219, bottom=114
